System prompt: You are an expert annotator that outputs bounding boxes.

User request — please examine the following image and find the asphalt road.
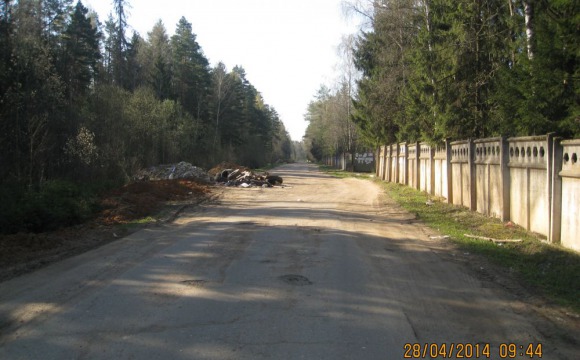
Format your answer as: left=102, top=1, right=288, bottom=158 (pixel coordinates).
left=0, top=163, right=576, bottom=359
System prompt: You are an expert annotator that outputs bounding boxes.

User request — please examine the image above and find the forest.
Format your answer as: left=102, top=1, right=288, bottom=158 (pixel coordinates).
left=304, top=0, right=578, bottom=160
left=0, top=0, right=292, bottom=233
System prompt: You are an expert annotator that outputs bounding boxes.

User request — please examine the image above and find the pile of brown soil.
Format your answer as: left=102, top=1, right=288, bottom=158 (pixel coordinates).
left=208, top=162, right=250, bottom=177
left=98, top=179, right=210, bottom=225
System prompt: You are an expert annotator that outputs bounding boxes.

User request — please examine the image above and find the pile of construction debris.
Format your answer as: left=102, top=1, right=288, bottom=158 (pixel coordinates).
left=134, top=161, right=211, bottom=183
left=209, top=162, right=283, bottom=188
left=134, top=161, right=284, bottom=188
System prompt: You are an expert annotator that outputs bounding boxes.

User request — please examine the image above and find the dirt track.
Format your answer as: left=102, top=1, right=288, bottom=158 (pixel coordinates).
left=0, top=163, right=577, bottom=359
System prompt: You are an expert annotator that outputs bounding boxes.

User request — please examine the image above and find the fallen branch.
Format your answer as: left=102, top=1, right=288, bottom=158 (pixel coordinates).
left=464, top=234, right=522, bottom=244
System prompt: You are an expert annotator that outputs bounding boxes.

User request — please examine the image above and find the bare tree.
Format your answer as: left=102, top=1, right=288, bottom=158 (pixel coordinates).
left=336, top=34, right=361, bottom=169
left=523, top=1, right=534, bottom=60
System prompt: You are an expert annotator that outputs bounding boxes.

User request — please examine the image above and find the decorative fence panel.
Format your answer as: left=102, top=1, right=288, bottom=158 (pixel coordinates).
left=373, top=133, right=577, bottom=251
left=474, top=138, right=509, bottom=220
left=408, top=143, right=420, bottom=190
left=390, top=144, right=398, bottom=183
left=378, top=146, right=386, bottom=180
left=559, top=140, right=580, bottom=251
left=507, top=135, right=553, bottom=237
left=419, top=143, right=433, bottom=195
left=450, top=140, right=474, bottom=209
left=433, top=144, right=449, bottom=200
left=398, top=143, right=407, bottom=185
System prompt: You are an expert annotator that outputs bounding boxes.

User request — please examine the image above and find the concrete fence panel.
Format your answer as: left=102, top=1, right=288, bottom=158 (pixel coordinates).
left=381, top=146, right=387, bottom=181
left=384, top=146, right=391, bottom=182
left=559, top=140, right=580, bottom=251
left=398, top=143, right=408, bottom=185
left=508, top=135, right=553, bottom=237
left=419, top=143, right=434, bottom=194
left=433, top=143, right=450, bottom=201
left=354, top=152, right=375, bottom=173
left=378, top=146, right=386, bottom=180
left=474, top=137, right=510, bottom=220
left=408, top=143, right=420, bottom=190
left=450, top=140, right=474, bottom=209
left=390, top=144, right=399, bottom=183
left=371, top=133, right=579, bottom=251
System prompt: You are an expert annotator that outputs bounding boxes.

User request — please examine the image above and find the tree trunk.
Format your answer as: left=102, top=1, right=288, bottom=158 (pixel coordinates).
left=524, top=1, right=534, bottom=60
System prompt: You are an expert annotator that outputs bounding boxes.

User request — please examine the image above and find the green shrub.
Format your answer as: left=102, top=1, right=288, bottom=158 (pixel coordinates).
left=0, top=180, right=99, bottom=234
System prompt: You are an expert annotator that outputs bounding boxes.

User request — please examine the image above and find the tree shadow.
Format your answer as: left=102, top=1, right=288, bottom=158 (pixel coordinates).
left=1, top=213, right=563, bottom=359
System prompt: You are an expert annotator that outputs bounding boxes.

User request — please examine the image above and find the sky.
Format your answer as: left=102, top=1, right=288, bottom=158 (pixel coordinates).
left=83, top=0, right=361, bottom=141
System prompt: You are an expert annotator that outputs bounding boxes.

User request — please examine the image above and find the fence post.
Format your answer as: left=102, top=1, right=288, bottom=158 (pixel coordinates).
left=376, top=147, right=381, bottom=177
left=385, top=145, right=393, bottom=182
left=429, top=145, right=435, bottom=195
left=401, top=142, right=408, bottom=186
left=385, top=145, right=391, bottom=182
left=468, top=139, right=477, bottom=211
left=445, top=139, right=453, bottom=204
left=545, top=133, right=554, bottom=242
left=414, top=142, right=421, bottom=190
left=549, top=136, right=562, bottom=244
left=394, top=143, right=400, bottom=185
left=500, top=137, right=511, bottom=221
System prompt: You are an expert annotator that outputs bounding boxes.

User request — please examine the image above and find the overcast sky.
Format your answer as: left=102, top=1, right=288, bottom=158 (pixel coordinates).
left=83, top=0, right=361, bottom=141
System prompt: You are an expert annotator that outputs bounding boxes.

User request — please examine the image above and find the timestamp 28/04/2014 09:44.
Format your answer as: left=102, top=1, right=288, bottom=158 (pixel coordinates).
left=403, top=342, right=543, bottom=359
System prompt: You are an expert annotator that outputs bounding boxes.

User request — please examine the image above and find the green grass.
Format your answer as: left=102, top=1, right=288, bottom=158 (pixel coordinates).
left=114, top=216, right=158, bottom=236
left=129, top=216, right=157, bottom=225
left=0, top=180, right=101, bottom=234
left=319, top=165, right=374, bottom=179
left=321, top=166, right=580, bottom=313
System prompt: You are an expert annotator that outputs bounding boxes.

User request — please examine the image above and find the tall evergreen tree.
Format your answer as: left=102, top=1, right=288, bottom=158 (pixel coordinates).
left=170, top=16, right=210, bottom=119
left=492, top=0, right=579, bottom=137
left=102, top=14, right=117, bottom=84
left=40, top=0, right=73, bottom=47
left=61, top=0, right=101, bottom=104
left=352, top=0, right=416, bottom=146
left=125, top=31, right=143, bottom=91
left=144, top=20, right=171, bottom=99
left=108, top=0, right=129, bottom=87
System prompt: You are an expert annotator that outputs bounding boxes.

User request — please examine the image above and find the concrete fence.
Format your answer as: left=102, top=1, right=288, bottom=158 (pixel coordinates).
left=323, top=152, right=376, bottom=173
left=558, top=139, right=580, bottom=250
left=374, top=134, right=579, bottom=252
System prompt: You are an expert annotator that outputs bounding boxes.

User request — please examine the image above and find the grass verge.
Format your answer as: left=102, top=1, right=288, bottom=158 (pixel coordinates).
left=319, top=165, right=372, bottom=179
left=321, top=166, right=580, bottom=313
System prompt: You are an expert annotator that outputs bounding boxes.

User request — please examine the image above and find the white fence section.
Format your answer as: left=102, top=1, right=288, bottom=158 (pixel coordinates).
left=559, top=140, right=580, bottom=251
left=374, top=134, right=579, bottom=252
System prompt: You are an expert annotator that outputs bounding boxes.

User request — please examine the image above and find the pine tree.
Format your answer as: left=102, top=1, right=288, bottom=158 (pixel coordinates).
left=170, top=16, right=210, bottom=119
left=492, top=0, right=579, bottom=137
left=61, top=0, right=101, bottom=103
left=125, top=32, right=143, bottom=91
left=144, top=20, right=171, bottom=99
left=107, top=0, right=129, bottom=88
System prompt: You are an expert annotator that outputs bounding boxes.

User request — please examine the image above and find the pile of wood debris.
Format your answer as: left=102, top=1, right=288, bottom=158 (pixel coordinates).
left=134, top=161, right=284, bottom=188
left=209, top=162, right=283, bottom=188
